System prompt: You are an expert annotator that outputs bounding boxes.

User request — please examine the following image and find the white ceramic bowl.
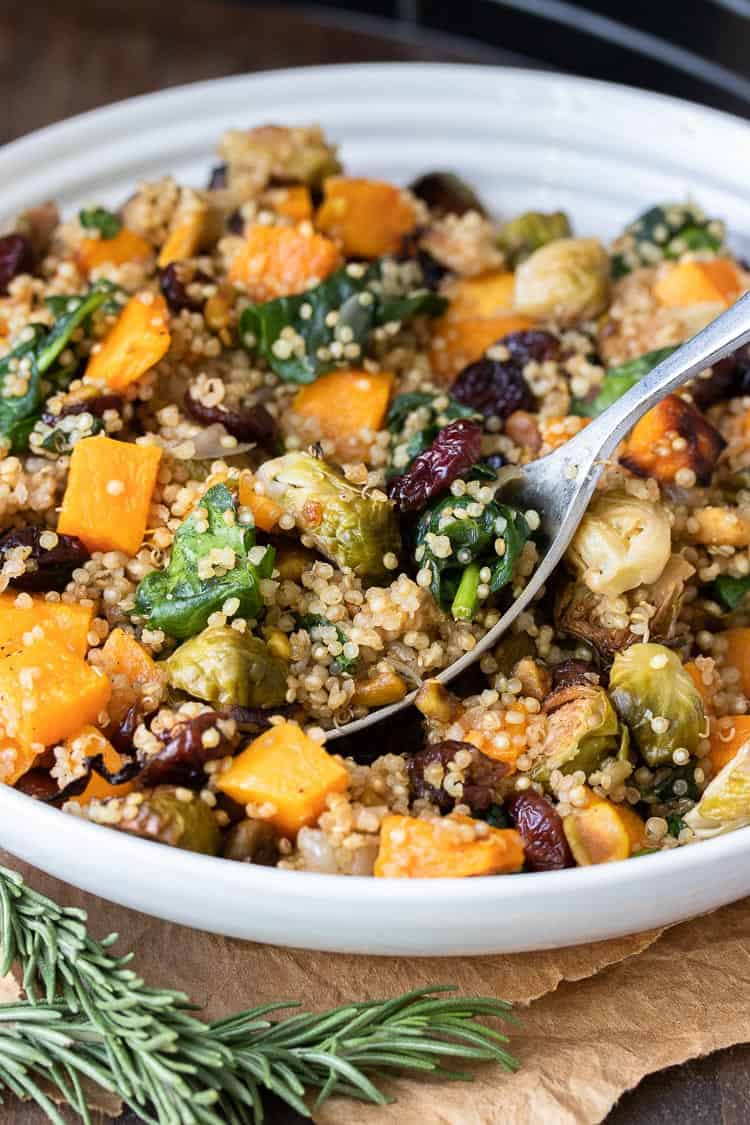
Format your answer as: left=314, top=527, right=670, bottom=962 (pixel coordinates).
left=0, top=64, right=748, bottom=954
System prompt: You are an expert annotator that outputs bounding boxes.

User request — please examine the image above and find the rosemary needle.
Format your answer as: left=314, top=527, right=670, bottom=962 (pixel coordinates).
left=0, top=865, right=517, bottom=1123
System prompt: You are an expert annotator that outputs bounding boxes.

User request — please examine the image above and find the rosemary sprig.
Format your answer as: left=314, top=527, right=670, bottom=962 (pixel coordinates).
left=0, top=865, right=517, bottom=1123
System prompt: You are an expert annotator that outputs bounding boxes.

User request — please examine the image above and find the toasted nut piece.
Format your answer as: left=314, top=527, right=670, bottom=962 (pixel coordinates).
left=414, top=679, right=462, bottom=723
left=512, top=657, right=550, bottom=701
left=264, top=627, right=291, bottom=662
left=351, top=664, right=407, bottom=708
left=691, top=506, right=750, bottom=547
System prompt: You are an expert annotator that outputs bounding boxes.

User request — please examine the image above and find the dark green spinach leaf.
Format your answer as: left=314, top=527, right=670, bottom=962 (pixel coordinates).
left=240, top=259, right=446, bottom=384
left=611, top=203, right=725, bottom=278
left=712, top=574, right=750, bottom=612
left=134, top=483, right=275, bottom=640
left=79, top=207, right=122, bottom=240
left=296, top=613, right=357, bottom=675
left=572, top=347, right=677, bottom=418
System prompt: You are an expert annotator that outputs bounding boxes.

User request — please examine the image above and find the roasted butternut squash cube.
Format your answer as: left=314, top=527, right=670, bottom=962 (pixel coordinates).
left=429, top=315, right=537, bottom=384
left=77, top=228, right=153, bottom=273
left=58, top=436, right=163, bottom=556
left=620, top=394, right=725, bottom=485
left=0, top=593, right=93, bottom=658
left=229, top=224, right=340, bottom=301
left=442, top=270, right=516, bottom=320
left=0, top=637, right=111, bottom=783
left=563, top=794, right=646, bottom=865
left=263, top=186, right=313, bottom=223
left=98, top=628, right=163, bottom=722
left=62, top=725, right=135, bottom=804
left=84, top=292, right=170, bottom=392
left=709, top=715, right=750, bottom=777
left=158, top=200, right=209, bottom=268
left=718, top=628, right=750, bottom=698
left=216, top=721, right=349, bottom=838
left=292, top=369, right=394, bottom=459
left=374, top=813, right=524, bottom=878
left=654, top=258, right=744, bottom=308
left=315, top=177, right=417, bottom=258
left=238, top=472, right=285, bottom=533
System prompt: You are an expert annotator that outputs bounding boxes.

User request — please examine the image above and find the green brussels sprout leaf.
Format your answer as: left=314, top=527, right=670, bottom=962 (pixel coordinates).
left=166, top=625, right=287, bottom=707
left=531, top=685, right=622, bottom=783
left=134, top=483, right=275, bottom=640
left=497, top=209, right=571, bottom=265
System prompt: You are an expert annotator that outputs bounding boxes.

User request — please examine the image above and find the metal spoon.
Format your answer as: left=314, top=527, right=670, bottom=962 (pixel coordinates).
left=328, top=291, right=750, bottom=741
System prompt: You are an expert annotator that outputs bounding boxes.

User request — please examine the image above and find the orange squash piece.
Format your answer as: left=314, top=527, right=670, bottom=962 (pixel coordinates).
left=292, top=369, right=394, bottom=458
left=216, top=720, right=349, bottom=838
left=263, top=186, right=313, bottom=223
left=442, top=271, right=516, bottom=320
left=58, top=435, right=163, bottom=556
left=158, top=201, right=209, bottom=268
left=315, top=177, right=417, bottom=259
left=540, top=415, right=591, bottom=451
left=77, top=228, right=153, bottom=273
left=709, top=715, right=750, bottom=777
left=98, top=628, right=163, bottom=722
left=563, top=794, right=646, bottom=865
left=619, top=394, right=725, bottom=486
left=430, top=315, right=537, bottom=384
left=718, top=628, right=750, bottom=698
left=229, top=224, right=340, bottom=301
left=0, top=593, right=93, bottom=658
left=374, top=813, right=524, bottom=878
left=654, top=258, right=744, bottom=308
left=237, top=472, right=284, bottom=533
left=0, top=637, right=111, bottom=784
left=84, top=292, right=170, bottom=392
left=61, top=725, right=135, bottom=804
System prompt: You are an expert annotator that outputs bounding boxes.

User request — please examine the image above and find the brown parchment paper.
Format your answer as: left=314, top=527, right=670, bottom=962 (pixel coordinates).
left=2, top=847, right=749, bottom=1125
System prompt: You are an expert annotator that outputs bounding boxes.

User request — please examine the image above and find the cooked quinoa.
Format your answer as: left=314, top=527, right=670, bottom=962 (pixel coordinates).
left=0, top=127, right=749, bottom=876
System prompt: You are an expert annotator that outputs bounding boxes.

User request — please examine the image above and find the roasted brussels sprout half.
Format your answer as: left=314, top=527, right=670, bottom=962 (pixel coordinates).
left=497, top=210, right=571, bottom=265
left=101, top=787, right=221, bottom=854
left=514, top=237, right=610, bottom=324
left=685, top=741, right=750, bottom=839
left=256, top=451, right=401, bottom=579
left=611, top=202, right=725, bottom=278
left=609, top=643, right=705, bottom=768
left=567, top=490, right=672, bottom=598
left=222, top=818, right=279, bottom=864
left=409, top=171, right=487, bottom=217
left=166, top=625, right=288, bottom=708
left=532, top=685, right=623, bottom=783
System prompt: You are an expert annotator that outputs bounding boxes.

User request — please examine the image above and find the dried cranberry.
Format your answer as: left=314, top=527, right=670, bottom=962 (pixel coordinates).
left=551, top=659, right=600, bottom=691
left=507, top=791, right=573, bottom=871
left=184, top=388, right=279, bottom=448
left=207, top=163, right=228, bottom=190
left=0, top=526, right=89, bottom=592
left=452, top=330, right=557, bottom=420
left=15, top=769, right=59, bottom=802
left=43, top=394, right=123, bottom=426
left=409, top=172, right=486, bottom=217
left=0, top=234, right=34, bottom=295
left=408, top=739, right=507, bottom=814
left=160, top=262, right=207, bottom=314
left=388, top=418, right=482, bottom=512
left=139, top=712, right=237, bottom=787
left=226, top=209, right=245, bottom=236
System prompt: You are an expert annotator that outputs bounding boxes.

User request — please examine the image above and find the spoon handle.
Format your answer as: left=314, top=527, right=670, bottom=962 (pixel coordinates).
left=579, top=289, right=750, bottom=464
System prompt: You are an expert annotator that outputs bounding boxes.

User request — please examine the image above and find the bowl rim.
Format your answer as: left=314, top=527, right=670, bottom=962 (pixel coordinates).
left=0, top=60, right=748, bottom=913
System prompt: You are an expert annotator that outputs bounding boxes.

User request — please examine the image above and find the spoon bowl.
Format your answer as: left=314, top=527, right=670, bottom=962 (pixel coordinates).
left=328, top=290, right=750, bottom=741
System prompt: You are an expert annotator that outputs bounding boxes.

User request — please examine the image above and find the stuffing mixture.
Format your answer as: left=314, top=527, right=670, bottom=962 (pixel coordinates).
left=0, top=125, right=749, bottom=876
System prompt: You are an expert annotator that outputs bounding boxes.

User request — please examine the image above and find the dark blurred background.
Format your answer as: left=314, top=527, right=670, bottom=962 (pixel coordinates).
left=2, top=0, right=750, bottom=145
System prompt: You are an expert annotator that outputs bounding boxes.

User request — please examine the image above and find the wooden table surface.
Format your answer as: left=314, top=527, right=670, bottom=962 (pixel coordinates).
left=2, top=1, right=749, bottom=1121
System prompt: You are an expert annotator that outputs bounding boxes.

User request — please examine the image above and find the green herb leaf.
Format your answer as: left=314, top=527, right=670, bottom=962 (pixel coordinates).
left=414, top=493, right=530, bottom=621
left=78, top=206, right=122, bottom=240
left=134, top=483, right=275, bottom=640
left=37, top=281, right=116, bottom=376
left=297, top=613, right=357, bottom=674
left=666, top=813, right=687, bottom=838
left=386, top=390, right=479, bottom=479
left=572, top=346, right=677, bottom=418
left=611, top=203, right=725, bottom=279
left=0, top=327, right=46, bottom=453
left=240, top=259, right=447, bottom=384
left=0, top=864, right=517, bottom=1125
left=712, top=573, right=750, bottom=611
